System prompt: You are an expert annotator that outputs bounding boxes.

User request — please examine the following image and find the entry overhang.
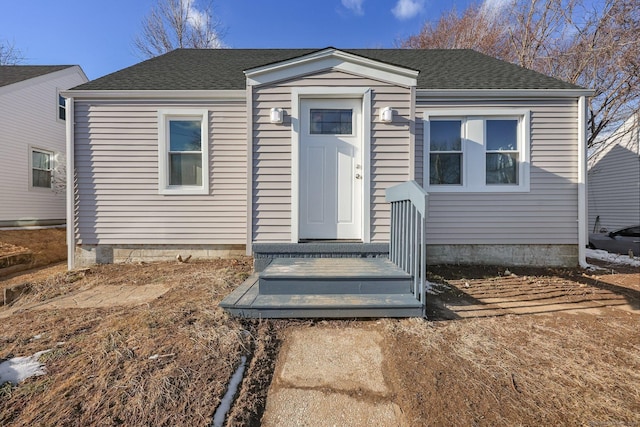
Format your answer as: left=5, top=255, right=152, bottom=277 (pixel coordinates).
left=244, top=47, right=419, bottom=88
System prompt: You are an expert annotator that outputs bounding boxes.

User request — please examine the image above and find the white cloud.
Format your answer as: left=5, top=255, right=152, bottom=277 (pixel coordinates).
left=342, top=0, right=365, bottom=15
left=481, top=0, right=511, bottom=18
left=182, top=0, right=224, bottom=48
left=184, top=0, right=207, bottom=30
left=391, top=0, right=425, bottom=20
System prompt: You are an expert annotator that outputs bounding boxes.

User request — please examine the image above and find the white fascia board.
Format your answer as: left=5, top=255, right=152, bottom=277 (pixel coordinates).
left=60, top=89, right=246, bottom=100
left=245, top=48, right=418, bottom=88
left=417, top=89, right=595, bottom=98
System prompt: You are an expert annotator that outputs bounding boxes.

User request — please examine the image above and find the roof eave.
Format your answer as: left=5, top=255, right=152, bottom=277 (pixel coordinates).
left=61, top=89, right=246, bottom=99
left=416, top=88, right=594, bottom=98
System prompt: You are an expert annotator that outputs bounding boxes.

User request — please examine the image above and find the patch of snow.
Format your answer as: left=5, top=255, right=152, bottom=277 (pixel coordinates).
left=212, top=355, right=247, bottom=427
left=426, top=281, right=449, bottom=295
left=0, top=350, right=50, bottom=385
left=586, top=249, right=640, bottom=267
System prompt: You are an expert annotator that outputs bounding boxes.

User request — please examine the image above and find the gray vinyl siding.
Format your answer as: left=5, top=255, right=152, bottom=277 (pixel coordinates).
left=251, top=70, right=412, bottom=243
left=416, top=98, right=579, bottom=244
left=588, top=119, right=640, bottom=232
left=74, top=99, right=247, bottom=245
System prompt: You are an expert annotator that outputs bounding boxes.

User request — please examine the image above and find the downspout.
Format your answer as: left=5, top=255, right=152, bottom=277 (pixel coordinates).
left=577, top=96, right=588, bottom=268
left=65, top=96, right=75, bottom=270
left=245, top=85, right=253, bottom=256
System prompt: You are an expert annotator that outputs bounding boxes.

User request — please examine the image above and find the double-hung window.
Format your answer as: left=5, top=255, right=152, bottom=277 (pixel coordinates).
left=429, top=120, right=463, bottom=185
left=30, top=148, right=53, bottom=189
left=486, top=119, right=519, bottom=185
left=424, top=110, right=530, bottom=192
left=158, top=109, right=209, bottom=195
left=58, top=93, right=66, bottom=121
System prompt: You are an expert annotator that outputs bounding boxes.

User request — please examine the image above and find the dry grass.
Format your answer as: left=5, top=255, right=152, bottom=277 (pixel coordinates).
left=0, top=228, right=67, bottom=268
left=0, top=258, right=258, bottom=427
left=384, top=265, right=640, bottom=426
left=2, top=231, right=639, bottom=427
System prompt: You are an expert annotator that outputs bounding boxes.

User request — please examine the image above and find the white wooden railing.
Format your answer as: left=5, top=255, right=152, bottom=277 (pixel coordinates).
left=385, top=180, right=429, bottom=317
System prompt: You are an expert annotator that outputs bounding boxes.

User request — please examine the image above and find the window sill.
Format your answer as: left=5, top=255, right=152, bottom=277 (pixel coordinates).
left=159, top=186, right=209, bottom=195
left=426, top=184, right=530, bottom=193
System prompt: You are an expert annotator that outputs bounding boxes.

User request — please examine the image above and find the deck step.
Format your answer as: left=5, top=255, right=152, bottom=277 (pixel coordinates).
left=219, top=257, right=424, bottom=319
left=259, top=258, right=411, bottom=295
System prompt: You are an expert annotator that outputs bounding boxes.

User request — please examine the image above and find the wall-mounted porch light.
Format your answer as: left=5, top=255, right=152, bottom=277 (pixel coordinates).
left=379, top=107, right=393, bottom=123
left=270, top=107, right=284, bottom=124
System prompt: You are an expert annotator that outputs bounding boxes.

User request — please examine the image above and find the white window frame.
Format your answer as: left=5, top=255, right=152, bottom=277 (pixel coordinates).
left=158, top=109, right=209, bottom=195
left=423, top=109, right=531, bottom=192
left=29, top=146, right=54, bottom=191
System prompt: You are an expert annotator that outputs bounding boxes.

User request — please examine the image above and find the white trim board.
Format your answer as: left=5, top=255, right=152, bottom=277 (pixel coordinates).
left=62, top=89, right=246, bottom=100
left=417, top=89, right=594, bottom=98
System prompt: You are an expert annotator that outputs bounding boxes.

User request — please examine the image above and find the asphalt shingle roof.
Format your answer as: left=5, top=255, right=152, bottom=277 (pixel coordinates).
left=0, top=65, right=74, bottom=88
left=71, top=48, right=583, bottom=91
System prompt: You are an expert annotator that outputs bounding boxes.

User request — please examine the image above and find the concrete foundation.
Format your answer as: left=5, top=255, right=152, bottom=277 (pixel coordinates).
left=426, top=244, right=578, bottom=267
left=74, top=244, right=246, bottom=267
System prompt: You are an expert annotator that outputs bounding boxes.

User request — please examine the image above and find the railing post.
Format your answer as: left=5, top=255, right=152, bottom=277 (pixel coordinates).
left=385, top=181, right=429, bottom=318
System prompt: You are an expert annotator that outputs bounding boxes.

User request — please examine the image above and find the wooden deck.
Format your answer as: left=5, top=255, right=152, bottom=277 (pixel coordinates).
left=220, top=257, right=423, bottom=318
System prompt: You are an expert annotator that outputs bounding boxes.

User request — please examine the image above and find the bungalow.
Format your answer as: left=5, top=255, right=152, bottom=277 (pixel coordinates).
left=64, top=48, right=592, bottom=317
left=0, top=65, right=87, bottom=227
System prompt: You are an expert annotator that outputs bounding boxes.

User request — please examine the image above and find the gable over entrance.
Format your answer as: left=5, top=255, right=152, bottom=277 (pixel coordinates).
left=244, top=47, right=419, bottom=88
left=246, top=48, right=420, bottom=246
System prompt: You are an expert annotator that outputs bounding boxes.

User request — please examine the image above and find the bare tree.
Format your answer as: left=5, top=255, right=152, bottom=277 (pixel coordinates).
left=401, top=4, right=512, bottom=60
left=133, top=0, right=225, bottom=58
left=0, top=39, right=24, bottom=65
left=400, top=0, right=640, bottom=146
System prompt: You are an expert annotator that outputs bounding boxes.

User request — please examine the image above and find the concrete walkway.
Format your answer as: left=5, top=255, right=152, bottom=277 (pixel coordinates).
left=261, top=326, right=406, bottom=427
left=0, top=283, right=169, bottom=319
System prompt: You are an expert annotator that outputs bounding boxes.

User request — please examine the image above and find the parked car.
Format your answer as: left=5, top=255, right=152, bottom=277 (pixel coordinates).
left=588, top=225, right=640, bottom=255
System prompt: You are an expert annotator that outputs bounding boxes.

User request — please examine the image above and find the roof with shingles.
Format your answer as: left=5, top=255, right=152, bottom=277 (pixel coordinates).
left=71, top=48, right=583, bottom=91
left=0, top=65, right=74, bottom=88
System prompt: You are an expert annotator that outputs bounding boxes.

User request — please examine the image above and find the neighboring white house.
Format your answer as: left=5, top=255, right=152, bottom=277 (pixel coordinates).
left=588, top=113, right=640, bottom=233
left=0, top=65, right=88, bottom=227
left=64, top=48, right=592, bottom=269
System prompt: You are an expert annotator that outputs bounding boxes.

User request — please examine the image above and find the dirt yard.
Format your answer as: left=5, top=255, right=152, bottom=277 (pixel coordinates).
left=0, top=231, right=638, bottom=426
left=0, top=228, right=67, bottom=277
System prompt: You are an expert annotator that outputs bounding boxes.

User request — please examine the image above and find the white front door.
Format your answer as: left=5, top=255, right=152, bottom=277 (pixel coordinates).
left=299, top=98, right=363, bottom=240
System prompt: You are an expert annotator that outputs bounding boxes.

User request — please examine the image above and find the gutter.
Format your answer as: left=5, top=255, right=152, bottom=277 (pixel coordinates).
left=416, top=89, right=595, bottom=99
left=577, top=96, right=589, bottom=268
left=65, top=96, right=75, bottom=270
left=60, top=89, right=246, bottom=100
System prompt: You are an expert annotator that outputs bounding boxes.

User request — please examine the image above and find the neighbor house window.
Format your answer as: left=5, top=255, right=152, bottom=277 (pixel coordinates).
left=424, top=110, right=530, bottom=192
left=158, top=109, right=209, bottom=195
left=31, top=148, right=53, bottom=189
left=58, top=93, right=66, bottom=121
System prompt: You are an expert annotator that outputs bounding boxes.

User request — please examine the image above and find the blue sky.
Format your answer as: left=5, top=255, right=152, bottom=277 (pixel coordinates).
left=1, top=0, right=480, bottom=80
